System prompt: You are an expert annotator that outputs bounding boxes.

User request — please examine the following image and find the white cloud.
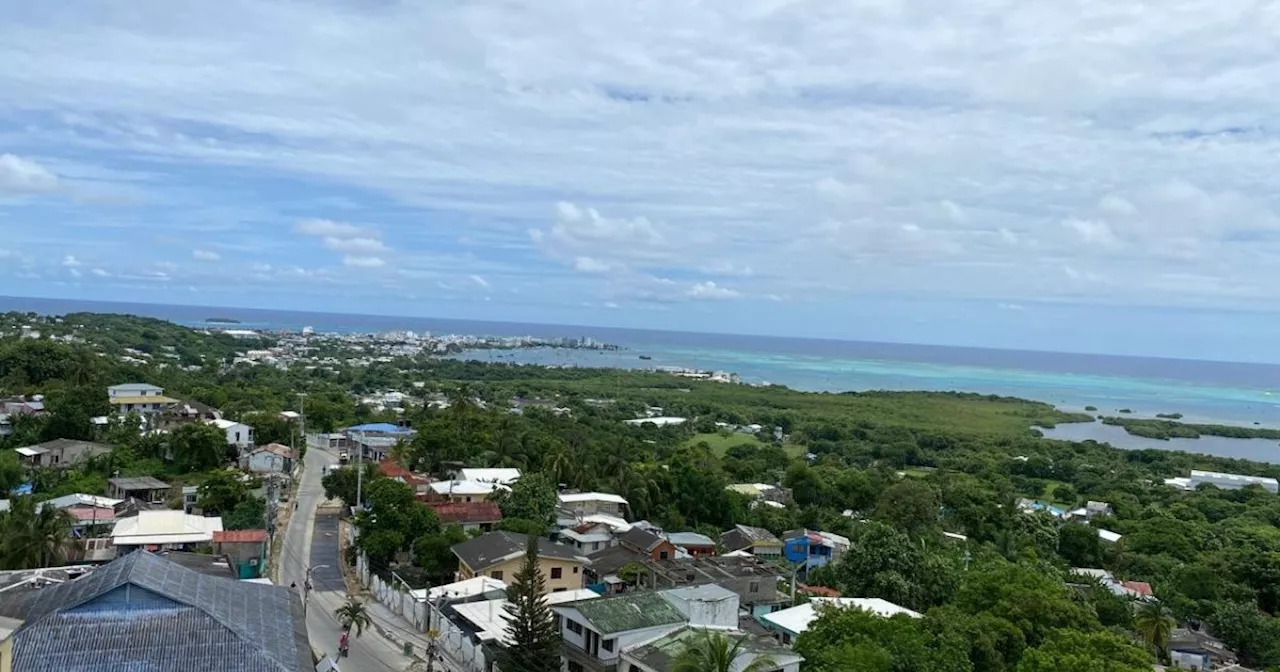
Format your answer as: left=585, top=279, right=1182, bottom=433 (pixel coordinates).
left=192, top=249, right=221, bottom=261
left=62, top=255, right=81, bottom=267
left=1063, top=218, right=1122, bottom=249
left=294, top=219, right=367, bottom=238
left=91, top=268, right=109, bottom=277
left=687, top=281, right=740, bottom=300
left=603, top=301, right=619, bottom=309
left=68, top=268, right=82, bottom=278
left=343, top=255, right=386, bottom=268
left=998, top=303, right=1025, bottom=311
left=0, top=154, right=58, bottom=193
left=573, top=256, right=612, bottom=273
left=470, top=274, right=490, bottom=288
left=322, top=236, right=387, bottom=254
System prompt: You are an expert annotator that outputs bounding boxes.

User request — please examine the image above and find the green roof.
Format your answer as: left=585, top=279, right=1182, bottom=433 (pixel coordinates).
left=624, top=627, right=795, bottom=671
left=566, top=592, right=685, bottom=634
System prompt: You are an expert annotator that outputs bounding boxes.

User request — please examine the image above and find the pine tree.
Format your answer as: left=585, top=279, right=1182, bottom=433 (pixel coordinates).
left=500, top=535, right=561, bottom=672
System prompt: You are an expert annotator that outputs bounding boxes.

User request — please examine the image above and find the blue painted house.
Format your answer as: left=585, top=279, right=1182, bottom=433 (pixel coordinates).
left=781, top=529, right=851, bottom=572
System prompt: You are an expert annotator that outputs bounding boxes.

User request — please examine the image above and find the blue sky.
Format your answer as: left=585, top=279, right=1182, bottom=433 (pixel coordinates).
left=3, top=0, right=1280, bottom=362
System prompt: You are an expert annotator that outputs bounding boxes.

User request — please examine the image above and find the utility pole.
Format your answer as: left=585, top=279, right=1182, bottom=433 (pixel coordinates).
left=297, top=392, right=308, bottom=456
left=355, top=430, right=364, bottom=511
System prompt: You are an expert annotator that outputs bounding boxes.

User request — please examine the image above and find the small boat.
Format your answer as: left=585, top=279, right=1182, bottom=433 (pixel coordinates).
left=638, top=355, right=652, bottom=360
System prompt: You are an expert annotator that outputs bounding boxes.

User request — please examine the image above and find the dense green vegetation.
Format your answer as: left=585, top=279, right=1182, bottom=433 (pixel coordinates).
left=1103, top=416, right=1280, bottom=440
left=4, top=312, right=1280, bottom=668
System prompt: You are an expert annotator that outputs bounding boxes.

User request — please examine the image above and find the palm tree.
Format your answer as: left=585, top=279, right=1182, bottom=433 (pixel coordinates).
left=1134, top=601, right=1176, bottom=658
left=0, top=497, right=73, bottom=570
left=671, top=629, right=776, bottom=672
left=333, top=598, right=372, bottom=636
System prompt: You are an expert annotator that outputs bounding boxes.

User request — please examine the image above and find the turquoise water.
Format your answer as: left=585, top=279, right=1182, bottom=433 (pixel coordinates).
left=464, top=346, right=1280, bottom=428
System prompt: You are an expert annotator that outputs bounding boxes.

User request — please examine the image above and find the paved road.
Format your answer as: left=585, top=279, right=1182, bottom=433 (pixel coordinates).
left=279, top=443, right=420, bottom=672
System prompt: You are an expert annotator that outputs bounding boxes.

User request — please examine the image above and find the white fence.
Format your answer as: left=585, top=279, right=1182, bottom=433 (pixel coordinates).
left=354, top=551, right=431, bottom=631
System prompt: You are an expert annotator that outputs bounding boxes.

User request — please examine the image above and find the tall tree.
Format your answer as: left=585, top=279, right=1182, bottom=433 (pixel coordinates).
left=1133, top=601, right=1176, bottom=659
left=499, top=536, right=560, bottom=672
left=672, top=630, right=777, bottom=672
left=0, top=496, right=73, bottom=570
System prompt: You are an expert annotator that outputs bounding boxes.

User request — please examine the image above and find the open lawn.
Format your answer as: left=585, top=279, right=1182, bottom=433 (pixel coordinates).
left=684, top=432, right=806, bottom=458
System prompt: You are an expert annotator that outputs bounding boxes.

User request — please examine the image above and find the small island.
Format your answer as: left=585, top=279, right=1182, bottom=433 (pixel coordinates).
left=205, top=317, right=242, bottom=324
left=1102, top=416, right=1280, bottom=441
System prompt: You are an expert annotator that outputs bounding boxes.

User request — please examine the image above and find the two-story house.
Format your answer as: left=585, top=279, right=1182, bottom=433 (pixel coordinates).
left=107, top=383, right=178, bottom=416
left=664, top=532, right=716, bottom=557
left=781, top=529, right=851, bottom=574
left=451, top=531, right=587, bottom=594
left=207, top=418, right=254, bottom=452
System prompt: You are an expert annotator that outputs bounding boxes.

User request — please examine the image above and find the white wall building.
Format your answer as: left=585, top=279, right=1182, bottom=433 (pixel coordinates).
left=760, top=597, right=922, bottom=645
left=207, top=418, right=254, bottom=450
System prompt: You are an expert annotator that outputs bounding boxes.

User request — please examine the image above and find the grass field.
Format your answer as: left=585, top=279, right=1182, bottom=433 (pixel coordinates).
left=684, top=432, right=806, bottom=458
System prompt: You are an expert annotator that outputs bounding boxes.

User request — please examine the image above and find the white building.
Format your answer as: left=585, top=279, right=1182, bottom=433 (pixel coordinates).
left=428, top=480, right=508, bottom=503
left=242, top=443, right=293, bottom=474
left=207, top=418, right=254, bottom=450
left=557, top=492, right=630, bottom=519
left=623, top=416, right=687, bottom=427
left=760, top=597, right=921, bottom=645
left=434, top=585, right=598, bottom=672
left=1179, top=470, right=1279, bottom=493
left=457, top=468, right=521, bottom=486
left=111, top=510, right=223, bottom=551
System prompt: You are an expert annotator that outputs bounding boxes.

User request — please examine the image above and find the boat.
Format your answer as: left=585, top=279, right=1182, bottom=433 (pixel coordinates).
left=638, top=355, right=652, bottom=360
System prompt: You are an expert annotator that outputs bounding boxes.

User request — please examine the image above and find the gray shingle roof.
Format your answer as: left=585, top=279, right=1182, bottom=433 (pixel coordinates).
left=557, top=591, right=685, bottom=635
left=108, top=476, right=172, bottom=491
left=453, top=531, right=583, bottom=572
left=0, top=551, right=309, bottom=672
left=619, top=527, right=666, bottom=553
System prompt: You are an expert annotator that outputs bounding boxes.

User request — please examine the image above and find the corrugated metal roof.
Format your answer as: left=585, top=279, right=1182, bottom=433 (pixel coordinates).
left=0, top=551, right=310, bottom=672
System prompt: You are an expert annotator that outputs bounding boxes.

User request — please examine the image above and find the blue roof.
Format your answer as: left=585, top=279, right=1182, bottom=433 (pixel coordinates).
left=344, top=423, right=413, bottom=434
left=10, top=483, right=32, bottom=496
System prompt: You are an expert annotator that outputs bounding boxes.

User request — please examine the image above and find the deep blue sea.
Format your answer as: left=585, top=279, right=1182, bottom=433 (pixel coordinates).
left=5, top=296, right=1280, bottom=458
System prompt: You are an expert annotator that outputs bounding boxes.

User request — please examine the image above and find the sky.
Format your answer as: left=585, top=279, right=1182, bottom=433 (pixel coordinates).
left=3, top=1, right=1280, bottom=362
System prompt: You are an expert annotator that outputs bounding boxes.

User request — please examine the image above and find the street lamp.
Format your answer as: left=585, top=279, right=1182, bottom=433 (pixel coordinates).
left=302, top=564, right=328, bottom=614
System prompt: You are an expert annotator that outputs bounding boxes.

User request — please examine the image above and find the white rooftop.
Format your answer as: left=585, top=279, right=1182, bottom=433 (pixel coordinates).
left=111, top=510, right=223, bottom=546
left=411, top=576, right=506, bottom=602
left=429, top=480, right=508, bottom=496
left=761, top=598, right=921, bottom=636
left=1097, top=529, right=1122, bottom=543
left=207, top=418, right=243, bottom=429
left=459, top=468, right=522, bottom=485
left=558, top=492, right=629, bottom=506
left=580, top=514, right=632, bottom=532
left=453, top=590, right=600, bottom=644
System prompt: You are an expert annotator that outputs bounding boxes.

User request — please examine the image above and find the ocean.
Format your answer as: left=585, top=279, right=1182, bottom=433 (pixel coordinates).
left=4, top=296, right=1280, bottom=461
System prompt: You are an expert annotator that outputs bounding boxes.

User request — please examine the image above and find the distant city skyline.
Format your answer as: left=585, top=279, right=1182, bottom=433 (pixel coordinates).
left=3, top=3, right=1280, bottom=363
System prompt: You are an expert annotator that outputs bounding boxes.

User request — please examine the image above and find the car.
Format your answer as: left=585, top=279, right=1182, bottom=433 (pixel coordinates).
left=338, top=451, right=349, bottom=463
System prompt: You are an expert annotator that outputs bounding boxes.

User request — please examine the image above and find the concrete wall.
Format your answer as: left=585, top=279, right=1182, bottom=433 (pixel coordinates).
left=355, top=552, right=430, bottom=631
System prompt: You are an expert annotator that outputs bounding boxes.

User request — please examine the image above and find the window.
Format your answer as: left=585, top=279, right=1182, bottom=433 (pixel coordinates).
left=553, top=587, right=566, bottom=592
left=659, top=550, right=669, bottom=560
left=551, top=567, right=563, bottom=579
left=749, top=580, right=760, bottom=593
left=568, top=662, right=585, bottom=672
left=573, top=566, right=579, bottom=574
left=490, top=571, right=504, bottom=580
left=567, top=619, right=583, bottom=635
left=602, top=638, right=615, bottom=652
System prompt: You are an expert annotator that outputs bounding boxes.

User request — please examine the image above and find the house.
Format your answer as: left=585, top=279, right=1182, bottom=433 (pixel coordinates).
left=621, top=626, right=802, bottom=672
left=427, top=480, right=508, bottom=504
left=243, top=443, right=293, bottom=474
left=457, top=468, right=521, bottom=486
left=664, top=532, right=716, bottom=557
left=561, top=522, right=618, bottom=554
left=781, top=529, right=851, bottom=573
left=1168, top=627, right=1237, bottom=670
left=378, top=460, right=432, bottom=495
left=107, top=476, right=172, bottom=504
left=0, top=494, right=121, bottom=561
left=1070, top=568, right=1156, bottom=601
left=427, top=501, right=503, bottom=532
left=760, top=597, right=922, bottom=645
left=554, top=584, right=778, bottom=672
left=13, top=439, right=111, bottom=469
left=0, top=550, right=311, bottom=672
left=726, top=483, right=794, bottom=507
left=212, top=529, right=268, bottom=579
left=207, top=418, right=254, bottom=451
left=162, top=399, right=222, bottom=427
left=583, top=528, right=681, bottom=591
left=452, top=531, right=587, bottom=594
left=347, top=433, right=399, bottom=462
left=1015, top=498, right=1068, bottom=519
left=720, top=524, right=783, bottom=557
left=111, top=510, right=223, bottom=552
left=107, top=383, right=178, bottom=415
left=557, top=492, right=629, bottom=519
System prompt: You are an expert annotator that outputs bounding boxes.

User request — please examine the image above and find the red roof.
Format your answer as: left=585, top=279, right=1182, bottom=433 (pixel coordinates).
left=428, top=501, right=503, bottom=525
left=213, top=529, right=268, bottom=543
left=65, top=506, right=116, bottom=522
left=259, top=443, right=293, bottom=457
left=379, top=460, right=431, bottom=485
left=1122, top=581, right=1154, bottom=597
left=797, top=584, right=842, bottom=598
